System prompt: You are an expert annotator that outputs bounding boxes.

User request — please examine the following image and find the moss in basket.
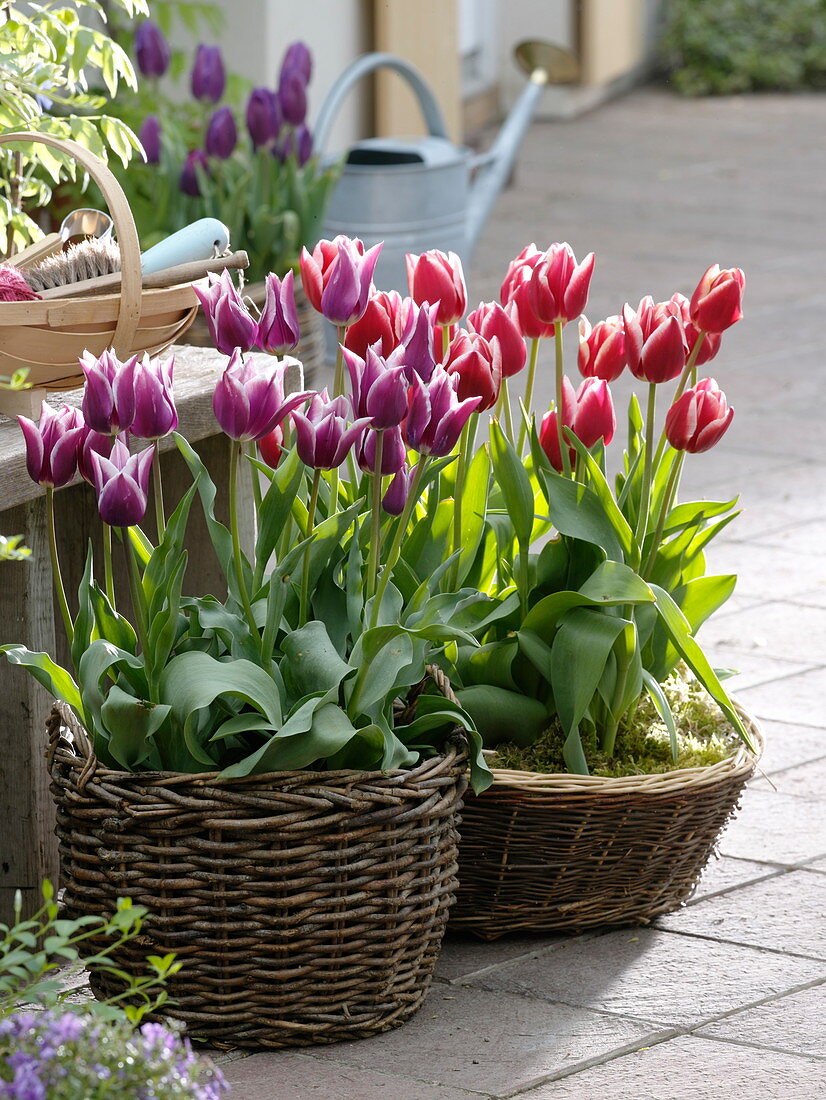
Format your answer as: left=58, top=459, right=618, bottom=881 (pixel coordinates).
left=490, top=669, right=737, bottom=778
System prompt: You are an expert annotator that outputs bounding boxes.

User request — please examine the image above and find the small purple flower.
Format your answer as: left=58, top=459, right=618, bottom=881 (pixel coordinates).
left=77, top=427, right=118, bottom=485
left=279, top=69, right=307, bottom=127
left=191, top=44, right=225, bottom=102
left=403, top=366, right=481, bottom=457
left=193, top=270, right=258, bottom=356
left=292, top=391, right=370, bottom=470
left=359, top=424, right=407, bottom=475
left=205, top=106, right=237, bottom=159
left=256, top=270, right=300, bottom=354
left=398, top=300, right=439, bottom=381
left=135, top=20, right=170, bottom=79
left=80, top=349, right=137, bottom=435
left=319, top=238, right=382, bottom=327
left=246, top=87, right=282, bottom=149
left=17, top=402, right=83, bottom=488
left=383, top=463, right=415, bottom=515
left=90, top=437, right=154, bottom=527
left=276, top=124, right=313, bottom=167
left=281, top=41, right=312, bottom=84
left=131, top=354, right=178, bottom=440
left=344, top=345, right=408, bottom=429
left=213, top=350, right=311, bottom=442
left=139, top=114, right=162, bottom=164
left=180, top=148, right=209, bottom=197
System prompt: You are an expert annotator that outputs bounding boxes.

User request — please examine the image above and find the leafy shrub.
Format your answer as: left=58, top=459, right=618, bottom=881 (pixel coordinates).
left=661, top=0, right=826, bottom=95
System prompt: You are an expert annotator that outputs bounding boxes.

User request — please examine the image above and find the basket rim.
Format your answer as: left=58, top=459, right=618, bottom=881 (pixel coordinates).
left=482, top=700, right=763, bottom=796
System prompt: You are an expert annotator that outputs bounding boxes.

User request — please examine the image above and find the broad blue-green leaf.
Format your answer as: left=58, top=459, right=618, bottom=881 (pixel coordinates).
left=220, top=700, right=359, bottom=777
left=540, top=469, right=625, bottom=562
left=489, top=422, right=533, bottom=548
left=88, top=583, right=138, bottom=656
left=456, top=444, right=490, bottom=584
left=71, top=547, right=95, bottom=673
left=77, top=640, right=146, bottom=722
left=1, top=646, right=83, bottom=717
left=642, top=670, right=679, bottom=765
left=174, top=432, right=240, bottom=592
left=456, top=684, right=549, bottom=747
left=647, top=574, right=737, bottom=680
left=281, top=621, right=352, bottom=701
left=101, top=686, right=170, bottom=770
left=159, top=651, right=283, bottom=728
left=346, top=626, right=414, bottom=717
left=566, top=431, right=637, bottom=563
left=578, top=560, right=655, bottom=605
left=254, top=446, right=303, bottom=578
left=462, top=639, right=519, bottom=691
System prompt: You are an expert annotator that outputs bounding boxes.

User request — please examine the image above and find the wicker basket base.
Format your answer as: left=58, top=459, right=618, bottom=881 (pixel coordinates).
left=450, top=708, right=762, bottom=939
left=48, top=705, right=467, bottom=1048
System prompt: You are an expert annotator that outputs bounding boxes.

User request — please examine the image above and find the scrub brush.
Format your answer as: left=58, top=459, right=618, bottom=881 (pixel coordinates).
left=23, top=238, right=122, bottom=293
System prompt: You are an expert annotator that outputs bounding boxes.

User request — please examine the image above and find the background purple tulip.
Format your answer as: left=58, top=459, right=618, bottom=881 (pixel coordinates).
left=205, top=106, right=237, bottom=159
left=278, top=70, right=307, bottom=127
left=135, top=20, right=170, bottom=79
left=180, top=149, right=209, bottom=197
left=131, top=355, right=178, bottom=441
left=18, top=403, right=83, bottom=488
left=281, top=41, right=312, bottom=84
left=139, top=114, right=162, bottom=164
left=246, top=88, right=282, bottom=149
left=90, top=438, right=154, bottom=528
left=276, top=124, right=313, bottom=166
left=191, top=44, right=225, bottom=102
left=80, top=350, right=137, bottom=436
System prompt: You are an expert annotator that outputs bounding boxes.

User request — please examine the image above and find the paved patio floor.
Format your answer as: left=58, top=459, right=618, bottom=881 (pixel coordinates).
left=219, top=86, right=826, bottom=1096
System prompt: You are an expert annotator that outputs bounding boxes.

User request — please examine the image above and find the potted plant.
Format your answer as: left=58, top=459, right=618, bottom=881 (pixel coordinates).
left=2, top=248, right=490, bottom=1047
left=69, top=10, right=339, bottom=381
left=292, top=238, right=762, bottom=939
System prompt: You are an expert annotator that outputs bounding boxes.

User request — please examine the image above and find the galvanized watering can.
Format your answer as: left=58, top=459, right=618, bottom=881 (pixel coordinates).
left=314, top=40, right=579, bottom=295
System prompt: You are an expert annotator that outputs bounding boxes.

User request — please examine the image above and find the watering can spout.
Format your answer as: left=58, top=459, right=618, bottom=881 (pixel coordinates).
left=465, top=40, right=579, bottom=256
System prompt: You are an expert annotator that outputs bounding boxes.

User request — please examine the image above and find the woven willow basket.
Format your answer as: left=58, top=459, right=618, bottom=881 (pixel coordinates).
left=185, top=279, right=325, bottom=387
left=0, top=131, right=198, bottom=391
left=47, top=675, right=467, bottom=1049
left=450, top=705, right=763, bottom=939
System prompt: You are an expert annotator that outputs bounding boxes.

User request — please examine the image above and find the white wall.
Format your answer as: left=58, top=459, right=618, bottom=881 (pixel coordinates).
left=496, top=0, right=575, bottom=115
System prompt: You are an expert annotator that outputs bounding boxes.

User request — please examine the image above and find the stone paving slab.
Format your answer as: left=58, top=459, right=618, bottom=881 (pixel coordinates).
left=435, top=932, right=568, bottom=983
left=518, top=1035, right=826, bottom=1099
left=697, top=982, right=826, bottom=1060
left=284, top=985, right=667, bottom=1098
left=737, top=669, right=826, bottom=728
left=656, top=871, right=826, bottom=959
left=749, top=719, right=826, bottom=775
left=719, top=788, right=826, bottom=865
left=462, top=927, right=824, bottom=1027
left=751, top=756, right=826, bottom=798
left=687, top=855, right=784, bottom=903
left=701, top=647, right=815, bottom=693
left=704, top=542, right=826, bottom=603
left=701, top=601, right=826, bottom=665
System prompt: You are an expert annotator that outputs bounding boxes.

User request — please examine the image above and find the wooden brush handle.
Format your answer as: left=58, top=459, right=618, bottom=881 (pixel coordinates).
left=0, top=132, right=141, bottom=355
left=37, top=250, right=250, bottom=301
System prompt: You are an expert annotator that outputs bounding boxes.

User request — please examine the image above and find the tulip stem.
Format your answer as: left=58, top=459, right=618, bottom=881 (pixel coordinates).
left=441, top=325, right=451, bottom=362
left=449, top=415, right=475, bottom=591
left=634, top=382, right=658, bottom=553
left=517, top=338, right=541, bottom=455
left=299, top=468, right=322, bottom=628
left=652, top=332, right=704, bottom=471
left=151, top=450, right=166, bottom=541
left=125, top=535, right=149, bottom=666
left=46, top=488, right=73, bottom=649
left=367, top=430, right=385, bottom=604
left=501, top=378, right=516, bottom=443
left=102, top=522, right=116, bottom=607
left=642, top=450, right=685, bottom=579
left=246, top=442, right=263, bottom=514
left=332, top=327, right=347, bottom=398
left=553, top=324, right=572, bottom=476
left=228, top=442, right=259, bottom=642
left=371, top=458, right=429, bottom=630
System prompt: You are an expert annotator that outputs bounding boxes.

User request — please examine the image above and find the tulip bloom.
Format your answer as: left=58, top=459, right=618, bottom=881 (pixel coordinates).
left=258, top=424, right=283, bottom=469
left=573, top=377, right=616, bottom=448
left=193, top=270, right=258, bottom=356
left=398, top=300, right=439, bottom=381
left=90, top=437, right=154, bottom=528
left=622, top=296, right=688, bottom=384
left=135, top=20, right=170, bottom=79
left=359, top=425, right=407, bottom=475
left=18, top=403, right=83, bottom=488
left=383, top=463, right=415, bottom=516
left=179, top=149, right=209, bottom=198
left=191, top=44, right=225, bottom=103
left=77, top=427, right=117, bottom=486
left=80, top=349, right=137, bottom=435
left=277, top=124, right=313, bottom=166
left=279, top=69, right=307, bottom=127
left=130, top=354, right=177, bottom=441
left=344, top=345, right=409, bottom=429
left=256, top=270, right=300, bottom=354
left=665, top=378, right=734, bottom=454
left=246, top=88, right=282, bottom=149
left=444, top=330, right=502, bottom=410
left=667, top=293, right=721, bottom=366
left=467, top=300, right=526, bottom=378
left=139, top=115, right=162, bottom=164
left=530, top=243, right=595, bottom=327
left=578, top=315, right=627, bottom=382
left=403, top=367, right=482, bottom=457
left=538, top=376, right=577, bottom=472
left=205, top=106, right=237, bottom=159
left=213, top=350, right=310, bottom=442
left=281, top=41, right=312, bottom=84
left=300, top=235, right=382, bottom=326
left=292, top=392, right=370, bottom=469
left=689, top=265, right=745, bottom=334
left=344, top=290, right=404, bottom=358
left=405, top=250, right=467, bottom=327
left=499, top=244, right=554, bottom=339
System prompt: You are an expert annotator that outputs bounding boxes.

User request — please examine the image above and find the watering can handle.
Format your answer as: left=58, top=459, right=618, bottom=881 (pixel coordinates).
left=314, top=52, right=450, bottom=156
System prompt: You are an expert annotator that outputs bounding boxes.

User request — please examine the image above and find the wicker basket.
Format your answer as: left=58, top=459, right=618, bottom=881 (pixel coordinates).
left=449, top=705, right=763, bottom=939
left=184, top=279, right=326, bottom=388
left=0, top=131, right=198, bottom=391
left=46, top=676, right=467, bottom=1049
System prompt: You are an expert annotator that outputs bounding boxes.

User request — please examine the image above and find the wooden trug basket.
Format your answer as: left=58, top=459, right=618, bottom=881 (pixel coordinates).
left=0, top=131, right=199, bottom=413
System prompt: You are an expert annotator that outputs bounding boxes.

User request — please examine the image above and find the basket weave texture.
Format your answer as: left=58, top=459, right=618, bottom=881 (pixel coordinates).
left=47, top=689, right=467, bottom=1048
left=184, top=280, right=325, bottom=388
left=449, top=706, right=762, bottom=939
